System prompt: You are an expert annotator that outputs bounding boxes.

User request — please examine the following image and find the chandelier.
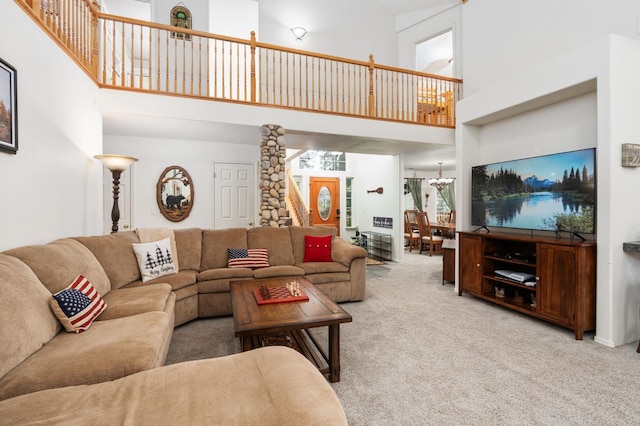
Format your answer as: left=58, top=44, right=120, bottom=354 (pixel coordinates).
left=428, top=162, right=454, bottom=191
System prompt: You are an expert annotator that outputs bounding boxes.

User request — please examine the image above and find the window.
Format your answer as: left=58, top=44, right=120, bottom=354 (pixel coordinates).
left=299, top=151, right=345, bottom=171
left=416, top=30, right=453, bottom=77
left=345, top=177, right=354, bottom=228
left=435, top=188, right=453, bottom=223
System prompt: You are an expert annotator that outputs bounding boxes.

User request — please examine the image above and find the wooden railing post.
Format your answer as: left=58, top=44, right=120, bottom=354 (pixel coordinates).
left=90, top=0, right=101, bottom=79
left=250, top=31, right=256, bottom=103
left=368, top=54, right=375, bottom=117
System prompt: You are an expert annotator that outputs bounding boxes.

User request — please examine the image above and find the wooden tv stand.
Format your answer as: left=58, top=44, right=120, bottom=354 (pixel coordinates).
left=458, top=231, right=596, bottom=340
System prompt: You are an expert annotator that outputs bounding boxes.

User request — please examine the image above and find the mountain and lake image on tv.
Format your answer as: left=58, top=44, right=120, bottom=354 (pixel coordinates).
left=471, top=148, right=596, bottom=234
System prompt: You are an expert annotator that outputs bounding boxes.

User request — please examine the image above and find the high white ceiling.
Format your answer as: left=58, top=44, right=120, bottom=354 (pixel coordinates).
left=100, top=0, right=458, bottom=171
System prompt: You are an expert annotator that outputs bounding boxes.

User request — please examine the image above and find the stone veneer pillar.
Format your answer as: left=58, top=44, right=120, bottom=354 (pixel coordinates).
left=259, top=124, right=287, bottom=227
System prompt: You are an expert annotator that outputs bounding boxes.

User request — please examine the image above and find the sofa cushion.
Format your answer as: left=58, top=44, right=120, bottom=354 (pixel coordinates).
left=198, top=267, right=254, bottom=281
left=297, top=261, right=349, bottom=274
left=50, top=275, right=107, bottom=333
left=252, top=265, right=305, bottom=279
left=132, top=237, right=178, bottom=282
left=125, top=270, right=197, bottom=293
left=0, top=311, right=173, bottom=400
left=198, top=276, right=252, bottom=294
left=99, top=284, right=174, bottom=320
left=73, top=232, right=142, bottom=290
left=289, top=226, right=337, bottom=264
left=0, top=255, right=60, bottom=380
left=228, top=248, right=270, bottom=269
left=135, top=227, right=180, bottom=271
left=3, top=238, right=111, bottom=296
left=303, top=235, right=333, bottom=262
left=247, top=227, right=295, bottom=266
left=174, top=228, right=202, bottom=271
left=0, top=347, right=348, bottom=425
left=201, top=228, right=248, bottom=270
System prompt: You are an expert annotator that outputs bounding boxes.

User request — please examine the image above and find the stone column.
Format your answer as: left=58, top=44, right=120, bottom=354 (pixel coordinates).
left=259, top=124, right=287, bottom=227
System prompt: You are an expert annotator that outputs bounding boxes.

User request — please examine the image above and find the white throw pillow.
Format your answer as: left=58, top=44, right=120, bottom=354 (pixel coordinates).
left=132, top=237, right=178, bottom=282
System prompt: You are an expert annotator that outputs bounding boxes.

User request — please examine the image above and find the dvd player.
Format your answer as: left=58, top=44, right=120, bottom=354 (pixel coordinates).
left=494, top=269, right=536, bottom=283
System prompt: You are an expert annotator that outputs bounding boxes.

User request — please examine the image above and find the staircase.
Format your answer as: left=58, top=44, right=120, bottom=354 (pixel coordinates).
left=285, top=169, right=312, bottom=227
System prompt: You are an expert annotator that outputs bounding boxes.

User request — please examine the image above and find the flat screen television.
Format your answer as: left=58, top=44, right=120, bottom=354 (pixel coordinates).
left=471, top=148, right=596, bottom=235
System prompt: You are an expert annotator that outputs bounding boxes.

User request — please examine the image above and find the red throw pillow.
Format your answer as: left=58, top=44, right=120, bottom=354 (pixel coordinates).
left=303, top=235, right=333, bottom=262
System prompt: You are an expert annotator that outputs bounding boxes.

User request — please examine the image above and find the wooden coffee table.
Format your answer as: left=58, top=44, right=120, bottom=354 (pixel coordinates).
left=230, top=276, right=352, bottom=382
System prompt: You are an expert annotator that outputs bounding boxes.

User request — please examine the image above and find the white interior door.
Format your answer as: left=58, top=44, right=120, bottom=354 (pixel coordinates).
left=214, top=162, right=255, bottom=228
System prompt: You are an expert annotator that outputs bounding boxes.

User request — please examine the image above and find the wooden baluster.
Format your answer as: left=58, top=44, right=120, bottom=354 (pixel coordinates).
left=368, top=54, right=375, bottom=117
left=250, top=31, right=256, bottom=103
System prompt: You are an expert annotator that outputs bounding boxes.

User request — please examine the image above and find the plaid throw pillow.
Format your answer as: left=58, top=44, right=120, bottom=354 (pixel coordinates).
left=132, top=237, right=178, bottom=282
left=227, top=248, right=270, bottom=269
left=50, top=275, right=107, bottom=333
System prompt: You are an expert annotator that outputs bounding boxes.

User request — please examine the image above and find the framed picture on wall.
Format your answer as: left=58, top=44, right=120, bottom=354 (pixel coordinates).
left=0, top=57, right=17, bottom=154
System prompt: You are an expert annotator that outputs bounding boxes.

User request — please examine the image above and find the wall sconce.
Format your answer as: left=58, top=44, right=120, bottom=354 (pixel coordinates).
left=290, top=27, right=307, bottom=41
left=94, top=154, right=138, bottom=233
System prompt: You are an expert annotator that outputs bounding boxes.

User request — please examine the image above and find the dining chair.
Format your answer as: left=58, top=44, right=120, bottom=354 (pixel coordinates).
left=404, top=210, right=421, bottom=252
left=416, top=211, right=444, bottom=256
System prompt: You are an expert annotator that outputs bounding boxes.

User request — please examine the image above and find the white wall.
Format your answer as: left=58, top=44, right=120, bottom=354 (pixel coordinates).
left=0, top=2, right=103, bottom=251
left=257, top=0, right=398, bottom=65
left=350, top=153, right=402, bottom=260
left=210, top=0, right=258, bottom=39
left=462, top=0, right=640, bottom=96
left=104, top=135, right=259, bottom=230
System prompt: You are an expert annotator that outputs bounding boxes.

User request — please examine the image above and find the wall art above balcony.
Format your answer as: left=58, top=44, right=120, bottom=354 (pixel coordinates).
left=0, top=57, right=17, bottom=154
left=156, top=165, right=194, bottom=222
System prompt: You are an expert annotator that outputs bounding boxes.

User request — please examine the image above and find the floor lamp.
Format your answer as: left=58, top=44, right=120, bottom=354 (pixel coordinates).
left=94, top=154, right=138, bottom=233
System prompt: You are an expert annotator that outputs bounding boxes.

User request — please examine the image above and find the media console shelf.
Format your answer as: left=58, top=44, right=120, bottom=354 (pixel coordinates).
left=458, top=231, right=596, bottom=340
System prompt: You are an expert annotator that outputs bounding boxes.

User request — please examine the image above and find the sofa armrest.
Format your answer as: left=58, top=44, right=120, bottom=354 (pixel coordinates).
left=331, top=238, right=367, bottom=267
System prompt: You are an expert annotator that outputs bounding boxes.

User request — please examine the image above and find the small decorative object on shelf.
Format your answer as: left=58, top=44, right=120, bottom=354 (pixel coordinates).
left=513, top=290, right=523, bottom=304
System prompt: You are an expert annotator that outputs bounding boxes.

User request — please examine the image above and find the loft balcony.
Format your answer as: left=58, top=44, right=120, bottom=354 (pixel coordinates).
left=17, top=0, right=462, bottom=131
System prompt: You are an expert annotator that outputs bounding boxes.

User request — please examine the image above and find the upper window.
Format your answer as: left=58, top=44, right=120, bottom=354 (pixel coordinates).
left=416, top=30, right=453, bottom=77
left=171, top=6, right=192, bottom=40
left=299, top=151, right=345, bottom=171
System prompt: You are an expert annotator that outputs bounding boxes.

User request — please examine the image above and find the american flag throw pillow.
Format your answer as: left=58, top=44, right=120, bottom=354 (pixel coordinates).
left=227, top=248, right=270, bottom=269
left=50, top=275, right=107, bottom=333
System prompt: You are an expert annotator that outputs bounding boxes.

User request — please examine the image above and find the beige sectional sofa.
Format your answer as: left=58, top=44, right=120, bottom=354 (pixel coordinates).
left=0, top=225, right=365, bottom=425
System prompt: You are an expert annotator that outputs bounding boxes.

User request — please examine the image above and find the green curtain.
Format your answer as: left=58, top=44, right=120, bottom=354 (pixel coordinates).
left=406, top=178, right=423, bottom=211
left=439, top=183, right=456, bottom=211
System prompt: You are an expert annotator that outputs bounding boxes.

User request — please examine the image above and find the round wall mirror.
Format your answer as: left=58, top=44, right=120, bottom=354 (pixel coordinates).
left=156, top=165, right=194, bottom=222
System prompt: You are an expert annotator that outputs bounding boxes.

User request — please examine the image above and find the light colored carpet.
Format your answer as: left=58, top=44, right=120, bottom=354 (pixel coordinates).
left=165, top=251, right=640, bottom=425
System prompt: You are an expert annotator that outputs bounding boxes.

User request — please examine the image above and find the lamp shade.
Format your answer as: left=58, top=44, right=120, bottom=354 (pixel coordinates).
left=94, top=154, right=138, bottom=171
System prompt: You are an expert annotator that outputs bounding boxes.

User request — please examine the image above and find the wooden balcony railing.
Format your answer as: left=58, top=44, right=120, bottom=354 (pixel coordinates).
left=16, top=0, right=462, bottom=127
